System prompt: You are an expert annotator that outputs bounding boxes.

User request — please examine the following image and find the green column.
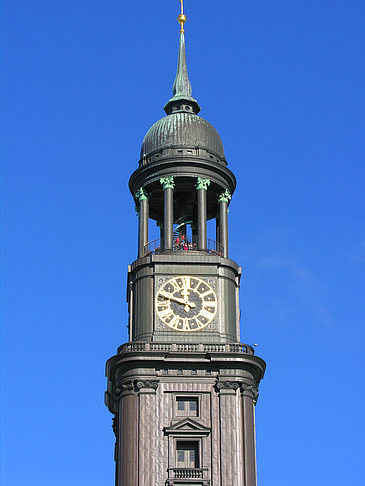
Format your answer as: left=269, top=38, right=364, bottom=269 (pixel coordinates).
left=218, top=189, right=231, bottom=258
left=160, top=176, right=175, bottom=250
left=135, top=187, right=149, bottom=258
left=196, top=177, right=210, bottom=251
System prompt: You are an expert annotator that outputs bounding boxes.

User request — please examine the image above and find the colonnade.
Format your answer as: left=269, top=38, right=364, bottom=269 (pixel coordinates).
left=135, top=177, right=231, bottom=259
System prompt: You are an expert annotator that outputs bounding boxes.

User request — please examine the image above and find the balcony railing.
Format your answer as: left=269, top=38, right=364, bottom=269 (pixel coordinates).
left=143, top=236, right=224, bottom=257
left=168, top=468, right=209, bottom=480
left=118, top=342, right=255, bottom=355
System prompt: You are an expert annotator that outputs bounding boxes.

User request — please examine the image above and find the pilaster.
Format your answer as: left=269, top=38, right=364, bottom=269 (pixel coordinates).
left=240, top=383, right=259, bottom=486
left=216, top=380, right=243, bottom=486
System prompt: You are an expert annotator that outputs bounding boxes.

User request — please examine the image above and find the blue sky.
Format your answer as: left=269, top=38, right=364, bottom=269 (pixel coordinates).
left=2, top=1, right=364, bottom=485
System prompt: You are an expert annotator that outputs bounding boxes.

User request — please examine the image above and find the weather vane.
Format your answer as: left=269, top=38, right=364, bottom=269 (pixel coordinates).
left=177, top=0, right=187, bottom=33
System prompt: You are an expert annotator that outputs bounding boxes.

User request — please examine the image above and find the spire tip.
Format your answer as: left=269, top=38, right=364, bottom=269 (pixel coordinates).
left=178, top=1, right=186, bottom=33
left=163, top=0, right=200, bottom=115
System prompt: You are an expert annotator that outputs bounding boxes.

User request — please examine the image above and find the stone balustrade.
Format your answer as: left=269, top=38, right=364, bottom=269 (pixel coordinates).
left=117, top=341, right=255, bottom=355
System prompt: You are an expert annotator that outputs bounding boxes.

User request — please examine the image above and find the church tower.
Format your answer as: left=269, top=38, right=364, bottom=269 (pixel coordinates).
left=105, top=5, right=266, bottom=485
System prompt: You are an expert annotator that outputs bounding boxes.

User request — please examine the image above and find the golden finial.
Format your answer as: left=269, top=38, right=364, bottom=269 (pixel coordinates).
left=178, top=0, right=187, bottom=33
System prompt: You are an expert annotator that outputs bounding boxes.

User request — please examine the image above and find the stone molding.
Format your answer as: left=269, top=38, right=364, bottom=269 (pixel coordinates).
left=167, top=481, right=210, bottom=486
left=160, top=176, right=175, bottom=190
left=196, top=176, right=211, bottom=191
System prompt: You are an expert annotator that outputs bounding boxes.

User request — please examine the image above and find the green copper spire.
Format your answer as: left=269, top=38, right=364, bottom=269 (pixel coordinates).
left=164, top=4, right=201, bottom=115
left=172, top=31, right=192, bottom=99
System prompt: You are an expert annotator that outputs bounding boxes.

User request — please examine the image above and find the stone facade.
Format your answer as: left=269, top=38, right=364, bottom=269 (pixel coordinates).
left=106, top=346, right=265, bottom=486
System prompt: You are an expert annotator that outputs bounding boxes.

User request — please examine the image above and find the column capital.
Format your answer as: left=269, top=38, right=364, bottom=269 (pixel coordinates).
left=240, top=382, right=259, bottom=404
left=135, top=380, right=159, bottom=390
left=114, top=380, right=135, bottom=397
left=135, top=187, right=148, bottom=201
left=218, top=189, right=232, bottom=203
left=160, top=176, right=175, bottom=190
left=196, top=177, right=211, bottom=191
left=216, top=380, right=240, bottom=391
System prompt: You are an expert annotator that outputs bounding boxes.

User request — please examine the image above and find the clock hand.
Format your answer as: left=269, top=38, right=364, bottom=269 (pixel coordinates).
left=160, top=291, right=196, bottom=309
left=181, top=287, right=190, bottom=303
left=181, top=286, right=192, bottom=313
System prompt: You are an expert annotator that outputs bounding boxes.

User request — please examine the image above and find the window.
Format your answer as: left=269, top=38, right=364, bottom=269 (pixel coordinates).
left=176, top=441, right=199, bottom=468
left=176, top=397, right=198, bottom=417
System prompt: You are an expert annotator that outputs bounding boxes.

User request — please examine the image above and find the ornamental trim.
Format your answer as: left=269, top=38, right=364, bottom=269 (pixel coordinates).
left=240, top=382, right=259, bottom=404
left=135, top=187, right=148, bottom=201
left=196, top=177, right=211, bottom=191
left=135, top=380, right=159, bottom=390
left=218, top=189, right=232, bottom=203
left=114, top=380, right=134, bottom=395
left=216, top=380, right=240, bottom=391
left=160, top=176, right=175, bottom=190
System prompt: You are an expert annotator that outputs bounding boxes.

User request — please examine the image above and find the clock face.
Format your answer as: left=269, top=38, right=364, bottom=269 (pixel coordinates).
left=156, top=276, right=218, bottom=332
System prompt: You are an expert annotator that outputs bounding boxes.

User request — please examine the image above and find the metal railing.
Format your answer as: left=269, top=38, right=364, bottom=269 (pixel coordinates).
left=118, top=342, right=255, bottom=355
left=143, top=236, right=224, bottom=256
left=168, top=468, right=209, bottom=480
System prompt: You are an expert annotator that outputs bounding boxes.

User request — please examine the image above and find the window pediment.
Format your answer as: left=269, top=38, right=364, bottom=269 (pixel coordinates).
left=164, top=418, right=211, bottom=435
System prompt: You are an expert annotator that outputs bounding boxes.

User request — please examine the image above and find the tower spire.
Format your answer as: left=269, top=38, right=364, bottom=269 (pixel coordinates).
left=163, top=1, right=201, bottom=114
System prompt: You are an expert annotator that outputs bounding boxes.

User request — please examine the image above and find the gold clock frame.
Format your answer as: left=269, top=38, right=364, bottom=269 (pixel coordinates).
left=155, top=275, right=218, bottom=332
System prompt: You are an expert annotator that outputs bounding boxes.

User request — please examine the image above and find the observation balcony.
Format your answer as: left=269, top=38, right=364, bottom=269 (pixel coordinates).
left=117, top=341, right=255, bottom=355
left=143, top=236, right=224, bottom=257
left=168, top=467, right=209, bottom=481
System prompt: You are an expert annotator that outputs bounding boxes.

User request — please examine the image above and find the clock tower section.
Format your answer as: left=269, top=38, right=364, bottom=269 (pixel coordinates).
left=106, top=8, right=266, bottom=486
